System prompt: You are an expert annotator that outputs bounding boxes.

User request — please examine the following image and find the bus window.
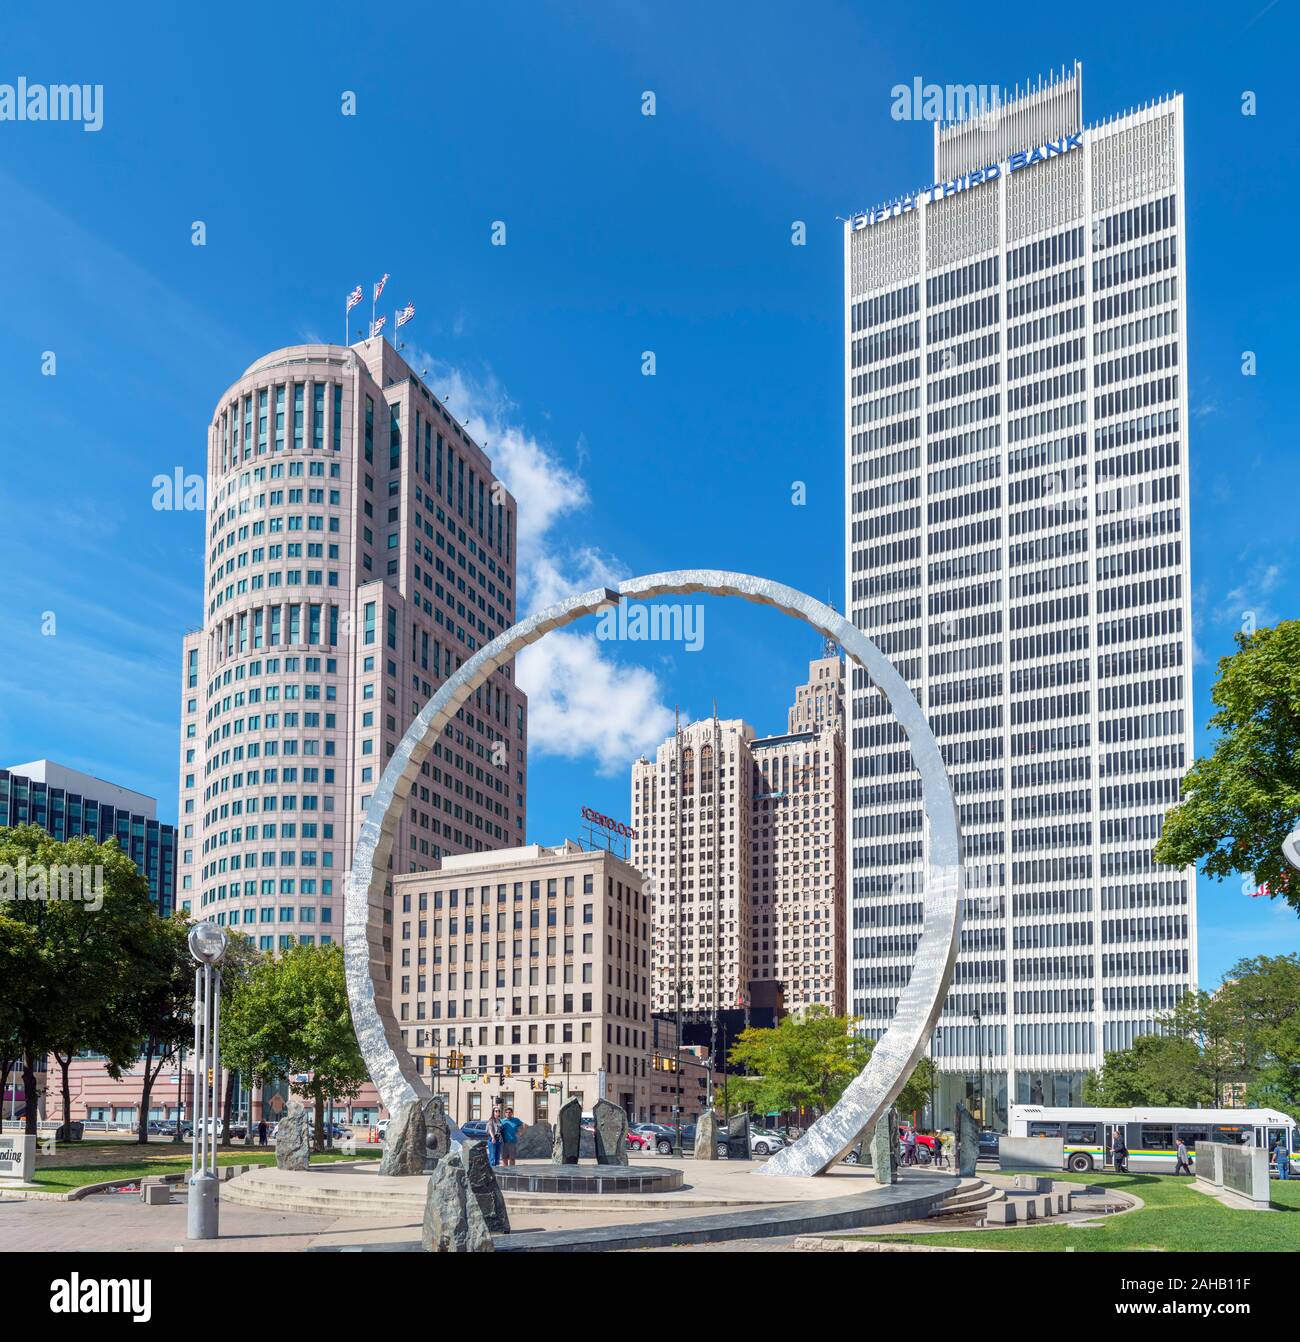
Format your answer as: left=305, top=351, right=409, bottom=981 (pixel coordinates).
left=1143, top=1125, right=1175, bottom=1151
left=1028, top=1122, right=1062, bottom=1138
left=1065, top=1123, right=1099, bottom=1144
left=1211, top=1125, right=1249, bottom=1144
left=1175, top=1126, right=1209, bottom=1147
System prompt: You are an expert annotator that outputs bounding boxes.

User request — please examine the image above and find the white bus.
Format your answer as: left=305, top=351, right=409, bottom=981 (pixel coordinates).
left=1007, top=1105, right=1300, bottom=1175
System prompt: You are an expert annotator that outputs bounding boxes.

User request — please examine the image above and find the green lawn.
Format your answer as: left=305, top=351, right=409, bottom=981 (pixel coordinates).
left=855, top=1171, right=1300, bottom=1253
left=9, top=1141, right=379, bottom=1193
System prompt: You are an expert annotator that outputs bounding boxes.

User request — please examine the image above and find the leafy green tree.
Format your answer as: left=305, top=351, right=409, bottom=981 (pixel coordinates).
left=1082, top=1035, right=1214, bottom=1107
left=895, top=1055, right=936, bottom=1127
left=1154, top=624, right=1300, bottom=913
left=725, top=1006, right=871, bottom=1121
left=115, top=913, right=195, bottom=1144
left=1162, top=989, right=1246, bottom=1103
left=222, top=943, right=368, bottom=1151
left=208, top=932, right=263, bottom=1143
left=0, top=826, right=161, bottom=1136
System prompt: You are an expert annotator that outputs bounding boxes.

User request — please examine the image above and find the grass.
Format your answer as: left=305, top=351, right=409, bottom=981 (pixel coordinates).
left=5, top=1139, right=379, bottom=1192
left=852, top=1170, right=1300, bottom=1252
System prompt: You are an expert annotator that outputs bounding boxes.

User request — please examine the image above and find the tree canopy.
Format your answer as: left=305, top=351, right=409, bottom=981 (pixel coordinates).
left=1154, top=623, right=1300, bottom=914
left=221, top=941, right=367, bottom=1149
left=723, top=1006, right=871, bottom=1118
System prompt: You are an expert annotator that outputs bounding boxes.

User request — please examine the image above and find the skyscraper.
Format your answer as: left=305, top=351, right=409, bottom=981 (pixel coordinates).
left=632, top=654, right=847, bottom=1023
left=845, top=64, right=1195, bottom=1126
left=177, top=338, right=528, bottom=948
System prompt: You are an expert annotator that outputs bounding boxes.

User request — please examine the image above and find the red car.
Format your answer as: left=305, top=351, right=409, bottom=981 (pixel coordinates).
left=626, top=1130, right=649, bottom=1151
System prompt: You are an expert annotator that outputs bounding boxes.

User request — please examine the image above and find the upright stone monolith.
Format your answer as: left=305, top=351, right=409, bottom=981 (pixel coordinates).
left=461, top=1139, right=510, bottom=1232
left=955, top=1103, right=979, bottom=1177
left=275, top=1097, right=311, bottom=1171
left=726, top=1110, right=752, bottom=1161
left=593, top=1099, right=629, bottom=1166
left=423, top=1096, right=451, bottom=1170
left=380, top=1098, right=427, bottom=1176
left=552, top=1095, right=581, bottom=1164
left=421, top=1156, right=495, bottom=1252
left=694, top=1110, right=719, bottom=1160
left=869, top=1106, right=899, bottom=1185
left=515, top=1121, right=553, bottom=1160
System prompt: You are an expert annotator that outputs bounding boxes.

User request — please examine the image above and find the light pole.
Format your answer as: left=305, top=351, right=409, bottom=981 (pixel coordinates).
left=187, top=921, right=228, bottom=1240
left=971, top=1000, right=984, bottom=1131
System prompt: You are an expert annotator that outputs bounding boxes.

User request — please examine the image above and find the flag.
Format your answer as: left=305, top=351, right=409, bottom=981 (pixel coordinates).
left=345, top=285, right=363, bottom=312
left=370, top=316, right=386, bottom=337
left=373, top=272, right=390, bottom=302
left=395, top=301, right=415, bottom=328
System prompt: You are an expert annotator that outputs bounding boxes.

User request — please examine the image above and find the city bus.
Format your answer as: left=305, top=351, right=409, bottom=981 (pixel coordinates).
left=1007, top=1105, right=1300, bottom=1174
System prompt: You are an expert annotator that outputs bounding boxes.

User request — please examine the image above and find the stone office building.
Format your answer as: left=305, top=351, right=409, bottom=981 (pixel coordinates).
left=390, top=841, right=652, bottom=1126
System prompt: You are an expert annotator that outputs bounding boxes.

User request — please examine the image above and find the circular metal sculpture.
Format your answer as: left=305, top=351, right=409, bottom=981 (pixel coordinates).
left=344, top=571, right=963, bottom=1177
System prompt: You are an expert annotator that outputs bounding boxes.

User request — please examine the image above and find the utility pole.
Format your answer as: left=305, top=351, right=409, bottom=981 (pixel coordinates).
left=674, top=707, right=684, bottom=1157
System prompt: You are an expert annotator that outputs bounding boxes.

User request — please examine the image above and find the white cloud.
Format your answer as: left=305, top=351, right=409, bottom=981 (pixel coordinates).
left=416, top=355, right=674, bottom=771
left=1217, top=561, right=1283, bottom=629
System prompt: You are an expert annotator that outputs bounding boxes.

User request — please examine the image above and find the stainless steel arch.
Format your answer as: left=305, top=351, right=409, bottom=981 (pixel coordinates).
left=344, top=570, right=963, bottom=1177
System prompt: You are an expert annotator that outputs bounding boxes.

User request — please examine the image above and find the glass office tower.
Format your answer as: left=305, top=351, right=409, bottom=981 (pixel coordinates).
left=845, top=64, right=1195, bottom=1126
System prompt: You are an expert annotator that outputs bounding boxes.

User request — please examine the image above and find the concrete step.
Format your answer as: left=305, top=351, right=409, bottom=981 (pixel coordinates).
left=222, top=1169, right=749, bottom=1219
left=929, top=1179, right=1004, bottom=1216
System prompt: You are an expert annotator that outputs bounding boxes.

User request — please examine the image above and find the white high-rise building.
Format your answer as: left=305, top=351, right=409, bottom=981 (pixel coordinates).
left=844, top=64, right=1195, bottom=1126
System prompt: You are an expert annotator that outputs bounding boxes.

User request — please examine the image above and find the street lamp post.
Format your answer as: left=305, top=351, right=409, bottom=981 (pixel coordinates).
left=187, top=921, right=228, bottom=1241
left=971, top=1000, right=984, bottom=1131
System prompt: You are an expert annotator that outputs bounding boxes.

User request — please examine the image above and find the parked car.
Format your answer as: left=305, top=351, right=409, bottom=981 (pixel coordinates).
left=749, top=1130, right=786, bottom=1157
left=978, top=1130, right=1000, bottom=1160
left=626, top=1130, right=650, bottom=1151
left=631, top=1122, right=675, bottom=1138
left=460, top=1119, right=489, bottom=1141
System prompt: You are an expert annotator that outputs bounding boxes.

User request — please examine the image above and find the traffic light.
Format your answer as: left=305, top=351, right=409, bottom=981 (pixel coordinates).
left=207, top=1067, right=214, bottom=1085
left=504, top=1065, right=511, bottom=1077
left=543, top=1065, right=550, bottom=1077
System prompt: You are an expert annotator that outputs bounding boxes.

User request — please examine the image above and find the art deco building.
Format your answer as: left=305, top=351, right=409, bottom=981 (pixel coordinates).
left=632, top=655, right=847, bottom=1023
left=177, top=338, right=527, bottom=949
left=391, top=841, right=651, bottom=1123
left=844, top=64, right=1196, bottom=1126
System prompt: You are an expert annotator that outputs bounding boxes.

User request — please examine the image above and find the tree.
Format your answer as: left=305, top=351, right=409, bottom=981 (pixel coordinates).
left=725, top=1006, right=871, bottom=1121
left=1082, top=1035, right=1214, bottom=1108
left=222, top=943, right=368, bottom=1152
left=895, top=1055, right=936, bottom=1127
left=116, top=914, right=195, bottom=1144
left=0, top=826, right=161, bottom=1136
left=212, top=932, right=262, bottom=1142
left=1162, top=990, right=1246, bottom=1103
left=1154, top=623, right=1300, bottom=914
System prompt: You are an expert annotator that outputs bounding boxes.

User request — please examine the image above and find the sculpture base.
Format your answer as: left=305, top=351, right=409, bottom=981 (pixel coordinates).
left=492, top=1162, right=684, bottom=1195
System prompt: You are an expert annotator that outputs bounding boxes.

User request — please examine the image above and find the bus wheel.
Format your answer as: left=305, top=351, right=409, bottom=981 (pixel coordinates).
left=1068, top=1152, right=1094, bottom=1173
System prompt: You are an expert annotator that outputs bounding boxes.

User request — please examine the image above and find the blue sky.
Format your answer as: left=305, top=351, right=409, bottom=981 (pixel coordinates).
left=0, top=1, right=1296, bottom=986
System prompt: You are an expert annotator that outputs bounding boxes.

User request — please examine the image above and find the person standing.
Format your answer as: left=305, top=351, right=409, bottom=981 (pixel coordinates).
left=500, top=1107, right=522, bottom=1167
left=1111, top=1127, right=1128, bottom=1174
left=1275, top=1135, right=1291, bottom=1180
left=257, top=1119, right=268, bottom=1147
left=486, top=1107, right=503, bottom=1168
left=901, top=1126, right=917, bottom=1167
left=1173, top=1136, right=1192, bottom=1176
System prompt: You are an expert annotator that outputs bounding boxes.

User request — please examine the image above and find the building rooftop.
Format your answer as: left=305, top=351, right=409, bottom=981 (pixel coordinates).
left=3, top=760, right=158, bottom=819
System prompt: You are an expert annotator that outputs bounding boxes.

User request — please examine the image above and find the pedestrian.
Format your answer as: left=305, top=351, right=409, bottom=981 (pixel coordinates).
left=500, top=1106, right=522, bottom=1167
left=1111, top=1128, right=1128, bottom=1174
left=486, top=1106, right=503, bottom=1168
left=257, top=1119, right=268, bottom=1147
left=901, top=1126, right=917, bottom=1167
left=1275, top=1135, right=1291, bottom=1180
left=1173, top=1135, right=1192, bottom=1176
